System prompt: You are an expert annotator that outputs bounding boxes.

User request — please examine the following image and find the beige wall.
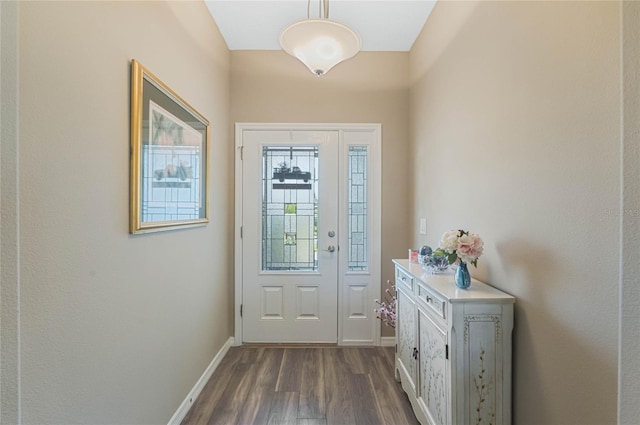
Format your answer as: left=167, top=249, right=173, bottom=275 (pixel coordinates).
left=12, top=1, right=231, bottom=423
left=620, top=1, right=640, bottom=422
left=4, top=1, right=635, bottom=423
left=231, top=51, right=411, bottom=337
left=1, top=1, right=20, bottom=424
left=409, top=1, right=620, bottom=424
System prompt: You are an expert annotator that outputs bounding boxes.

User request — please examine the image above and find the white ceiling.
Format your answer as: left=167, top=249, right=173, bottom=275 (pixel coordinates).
left=204, top=0, right=437, bottom=52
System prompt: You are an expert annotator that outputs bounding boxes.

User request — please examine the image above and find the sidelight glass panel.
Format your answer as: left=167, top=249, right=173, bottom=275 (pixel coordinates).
left=348, top=146, right=368, bottom=271
left=262, top=146, right=319, bottom=271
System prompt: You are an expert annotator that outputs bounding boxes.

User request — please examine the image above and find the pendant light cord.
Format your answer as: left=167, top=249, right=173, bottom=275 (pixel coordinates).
left=307, top=0, right=329, bottom=20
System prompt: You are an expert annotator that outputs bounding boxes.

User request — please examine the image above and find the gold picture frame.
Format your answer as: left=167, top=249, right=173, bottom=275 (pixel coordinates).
left=130, top=60, right=210, bottom=234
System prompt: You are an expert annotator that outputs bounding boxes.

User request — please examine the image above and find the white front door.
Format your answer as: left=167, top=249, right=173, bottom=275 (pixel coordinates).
left=242, top=130, right=339, bottom=342
left=236, top=124, right=381, bottom=345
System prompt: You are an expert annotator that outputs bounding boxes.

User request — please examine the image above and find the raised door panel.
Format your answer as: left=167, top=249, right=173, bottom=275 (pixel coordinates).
left=397, top=285, right=417, bottom=393
left=418, top=307, right=448, bottom=425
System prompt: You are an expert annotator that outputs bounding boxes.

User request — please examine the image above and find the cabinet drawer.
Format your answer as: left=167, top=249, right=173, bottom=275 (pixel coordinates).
left=418, top=283, right=446, bottom=320
left=396, top=267, right=414, bottom=292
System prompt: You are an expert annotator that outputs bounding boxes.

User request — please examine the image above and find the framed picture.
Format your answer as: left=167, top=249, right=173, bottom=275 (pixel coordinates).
left=130, top=60, right=210, bottom=234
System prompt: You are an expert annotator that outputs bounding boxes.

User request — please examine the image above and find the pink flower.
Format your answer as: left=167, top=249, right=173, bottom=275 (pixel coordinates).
left=456, top=233, right=483, bottom=264
left=374, top=280, right=397, bottom=328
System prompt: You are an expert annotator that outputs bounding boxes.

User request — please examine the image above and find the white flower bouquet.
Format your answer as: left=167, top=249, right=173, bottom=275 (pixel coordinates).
left=435, top=229, right=484, bottom=267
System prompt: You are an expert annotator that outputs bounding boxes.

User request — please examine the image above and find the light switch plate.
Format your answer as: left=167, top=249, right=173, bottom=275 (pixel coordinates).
left=419, top=218, right=427, bottom=235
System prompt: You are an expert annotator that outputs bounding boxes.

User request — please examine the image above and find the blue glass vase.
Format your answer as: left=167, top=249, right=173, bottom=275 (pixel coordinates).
left=455, top=262, right=471, bottom=289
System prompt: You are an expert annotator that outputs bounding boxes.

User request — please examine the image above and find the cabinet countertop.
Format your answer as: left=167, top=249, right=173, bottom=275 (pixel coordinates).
left=393, top=259, right=515, bottom=303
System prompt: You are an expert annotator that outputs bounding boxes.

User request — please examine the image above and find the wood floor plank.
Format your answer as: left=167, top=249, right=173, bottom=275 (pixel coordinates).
left=348, top=373, right=383, bottom=425
left=323, top=349, right=356, bottom=425
left=205, top=348, right=263, bottom=425
left=297, top=419, right=327, bottom=425
left=369, top=353, right=420, bottom=425
left=341, top=347, right=368, bottom=374
left=181, top=347, right=244, bottom=425
left=276, top=348, right=305, bottom=392
left=235, top=348, right=284, bottom=425
left=267, top=391, right=299, bottom=425
left=381, top=345, right=396, bottom=368
left=204, top=362, right=252, bottom=425
left=298, top=348, right=325, bottom=419
left=365, top=347, right=418, bottom=425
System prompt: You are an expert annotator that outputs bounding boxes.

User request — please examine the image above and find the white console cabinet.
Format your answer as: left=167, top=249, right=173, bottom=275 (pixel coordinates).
left=393, top=260, right=515, bottom=425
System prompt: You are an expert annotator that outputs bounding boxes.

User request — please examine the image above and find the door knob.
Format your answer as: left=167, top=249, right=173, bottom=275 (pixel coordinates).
left=324, top=245, right=336, bottom=253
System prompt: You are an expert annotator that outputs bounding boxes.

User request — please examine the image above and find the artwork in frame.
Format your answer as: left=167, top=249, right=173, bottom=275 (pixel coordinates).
left=130, top=60, right=210, bottom=234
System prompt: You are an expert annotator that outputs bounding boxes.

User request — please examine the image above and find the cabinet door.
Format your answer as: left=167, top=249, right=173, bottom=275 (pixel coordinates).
left=397, top=285, right=417, bottom=393
left=462, top=311, right=506, bottom=425
left=418, top=308, right=448, bottom=425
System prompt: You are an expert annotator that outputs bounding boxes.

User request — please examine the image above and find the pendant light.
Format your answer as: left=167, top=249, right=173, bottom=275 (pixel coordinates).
left=279, top=0, right=361, bottom=77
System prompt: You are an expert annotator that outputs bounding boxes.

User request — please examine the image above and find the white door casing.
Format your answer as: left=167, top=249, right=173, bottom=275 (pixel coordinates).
left=234, top=123, right=381, bottom=345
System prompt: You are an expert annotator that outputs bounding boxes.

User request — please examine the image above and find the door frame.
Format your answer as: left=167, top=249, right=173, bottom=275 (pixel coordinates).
left=234, top=123, right=382, bottom=346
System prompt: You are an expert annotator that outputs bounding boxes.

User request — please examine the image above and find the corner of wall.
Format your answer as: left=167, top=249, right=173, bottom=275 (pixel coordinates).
left=1, top=1, right=21, bottom=423
left=619, top=1, right=640, bottom=423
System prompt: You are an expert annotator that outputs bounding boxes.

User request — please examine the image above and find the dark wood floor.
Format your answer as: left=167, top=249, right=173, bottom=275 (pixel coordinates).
left=181, top=345, right=419, bottom=425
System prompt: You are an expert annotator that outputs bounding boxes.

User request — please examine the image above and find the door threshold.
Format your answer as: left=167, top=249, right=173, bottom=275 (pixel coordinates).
left=240, top=342, right=339, bottom=348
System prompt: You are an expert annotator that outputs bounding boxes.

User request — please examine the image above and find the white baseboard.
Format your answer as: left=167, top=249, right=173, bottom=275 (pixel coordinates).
left=168, top=336, right=235, bottom=425
left=340, top=339, right=374, bottom=346
left=338, top=337, right=395, bottom=347
left=380, top=336, right=396, bottom=347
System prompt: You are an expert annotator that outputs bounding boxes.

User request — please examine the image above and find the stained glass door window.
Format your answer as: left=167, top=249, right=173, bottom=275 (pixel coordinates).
left=262, top=146, right=319, bottom=271
left=348, top=146, right=368, bottom=271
